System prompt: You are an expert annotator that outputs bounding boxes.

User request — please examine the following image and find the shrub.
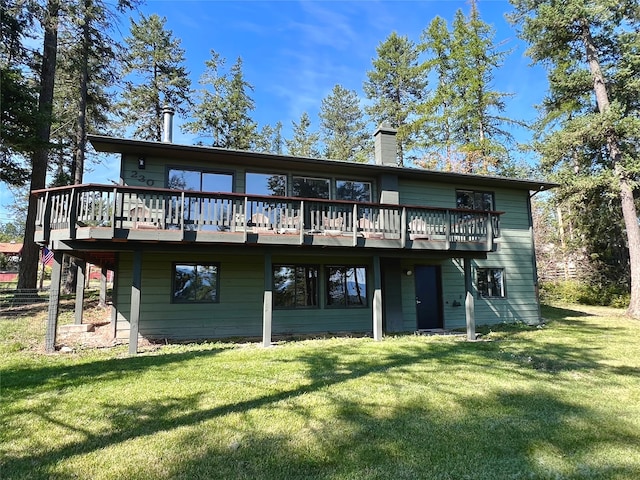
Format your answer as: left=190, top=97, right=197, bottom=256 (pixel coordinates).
left=539, top=280, right=629, bottom=308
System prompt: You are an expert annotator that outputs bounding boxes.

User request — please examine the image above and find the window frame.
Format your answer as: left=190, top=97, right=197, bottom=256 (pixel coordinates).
left=272, top=264, right=320, bottom=309
left=476, top=267, right=506, bottom=299
left=292, top=175, right=331, bottom=199
left=166, top=166, right=235, bottom=193
left=325, top=265, right=369, bottom=308
left=456, top=189, right=495, bottom=211
left=245, top=171, right=288, bottom=197
left=171, top=262, right=220, bottom=304
left=335, top=179, right=372, bottom=202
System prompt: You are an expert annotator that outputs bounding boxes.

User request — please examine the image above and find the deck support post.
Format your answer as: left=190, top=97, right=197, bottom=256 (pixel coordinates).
left=74, top=259, right=86, bottom=325
left=45, top=250, right=64, bottom=352
left=373, top=255, right=383, bottom=341
left=463, top=257, right=476, bottom=341
left=129, top=249, right=142, bottom=355
left=110, top=259, right=118, bottom=340
left=262, top=251, right=272, bottom=347
left=99, top=265, right=108, bottom=307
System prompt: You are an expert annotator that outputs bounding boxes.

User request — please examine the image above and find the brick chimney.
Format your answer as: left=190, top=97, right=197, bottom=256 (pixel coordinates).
left=374, top=122, right=398, bottom=166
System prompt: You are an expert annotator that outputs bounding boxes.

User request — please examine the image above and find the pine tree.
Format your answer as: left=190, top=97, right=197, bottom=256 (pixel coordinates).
left=285, top=112, right=319, bottom=157
left=319, top=84, right=370, bottom=162
left=120, top=13, right=191, bottom=141
left=363, top=31, right=425, bottom=166
left=0, top=1, right=38, bottom=186
left=419, top=2, right=518, bottom=174
left=17, top=0, right=60, bottom=289
left=183, top=51, right=258, bottom=149
left=509, top=0, right=640, bottom=318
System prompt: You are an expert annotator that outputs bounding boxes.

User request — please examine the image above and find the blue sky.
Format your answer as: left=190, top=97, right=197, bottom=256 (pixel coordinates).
left=0, top=0, right=548, bottom=224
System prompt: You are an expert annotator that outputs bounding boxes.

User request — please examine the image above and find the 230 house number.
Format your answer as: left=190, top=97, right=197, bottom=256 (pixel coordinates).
left=130, top=171, right=155, bottom=186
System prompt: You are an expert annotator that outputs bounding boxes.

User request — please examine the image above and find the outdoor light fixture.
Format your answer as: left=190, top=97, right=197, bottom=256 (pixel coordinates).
left=138, top=157, right=146, bottom=169
left=403, top=269, right=413, bottom=276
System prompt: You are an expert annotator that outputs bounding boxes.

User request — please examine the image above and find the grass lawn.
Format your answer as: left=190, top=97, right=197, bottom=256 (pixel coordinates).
left=1, top=301, right=639, bottom=479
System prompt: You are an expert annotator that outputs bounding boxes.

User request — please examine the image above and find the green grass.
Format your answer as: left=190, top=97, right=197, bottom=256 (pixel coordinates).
left=2, top=302, right=640, bottom=479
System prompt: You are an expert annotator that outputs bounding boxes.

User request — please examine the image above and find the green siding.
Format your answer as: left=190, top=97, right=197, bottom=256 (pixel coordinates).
left=110, top=161, right=540, bottom=340
left=115, top=250, right=375, bottom=341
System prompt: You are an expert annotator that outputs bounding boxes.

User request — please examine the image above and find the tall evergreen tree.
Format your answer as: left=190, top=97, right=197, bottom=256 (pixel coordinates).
left=285, top=112, right=320, bottom=157
left=183, top=51, right=258, bottom=149
left=363, top=31, right=425, bottom=166
left=255, top=122, right=283, bottom=154
left=319, top=84, right=370, bottom=162
left=120, top=13, right=191, bottom=141
left=509, top=0, right=640, bottom=318
left=0, top=1, right=39, bottom=186
left=420, top=2, right=517, bottom=174
left=18, top=0, right=60, bottom=289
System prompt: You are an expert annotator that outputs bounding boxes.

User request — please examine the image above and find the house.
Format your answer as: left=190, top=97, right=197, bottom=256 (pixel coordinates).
left=34, top=113, right=555, bottom=353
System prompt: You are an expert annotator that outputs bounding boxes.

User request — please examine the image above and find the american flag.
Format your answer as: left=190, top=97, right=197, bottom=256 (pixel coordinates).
left=41, top=248, right=54, bottom=266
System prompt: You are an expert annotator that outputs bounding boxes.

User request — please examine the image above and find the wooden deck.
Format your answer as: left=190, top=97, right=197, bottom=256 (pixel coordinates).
left=33, top=184, right=502, bottom=252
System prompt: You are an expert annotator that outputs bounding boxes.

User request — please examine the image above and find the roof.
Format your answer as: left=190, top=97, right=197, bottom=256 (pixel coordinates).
left=0, top=242, right=23, bottom=255
left=88, top=134, right=558, bottom=192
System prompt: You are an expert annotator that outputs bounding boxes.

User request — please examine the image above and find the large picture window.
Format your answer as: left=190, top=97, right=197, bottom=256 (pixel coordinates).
left=246, top=172, right=287, bottom=196
left=273, top=265, right=319, bottom=308
left=477, top=268, right=505, bottom=298
left=292, top=176, right=330, bottom=199
left=336, top=180, right=371, bottom=202
left=172, top=263, right=219, bottom=303
left=326, top=266, right=368, bottom=307
left=456, top=189, right=494, bottom=211
left=168, top=169, right=233, bottom=193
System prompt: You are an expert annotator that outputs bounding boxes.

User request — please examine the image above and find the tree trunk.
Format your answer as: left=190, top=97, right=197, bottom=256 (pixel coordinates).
left=581, top=20, right=640, bottom=318
left=17, top=0, right=60, bottom=290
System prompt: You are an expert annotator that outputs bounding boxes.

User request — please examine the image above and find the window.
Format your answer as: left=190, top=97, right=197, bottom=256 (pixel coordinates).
left=168, top=169, right=233, bottom=192
left=273, top=265, right=319, bottom=308
left=246, top=172, right=287, bottom=196
left=336, top=180, right=371, bottom=202
left=172, top=263, right=219, bottom=303
left=477, top=268, right=505, bottom=298
left=292, top=176, right=330, bottom=199
left=456, top=190, right=494, bottom=211
left=326, top=266, right=368, bottom=307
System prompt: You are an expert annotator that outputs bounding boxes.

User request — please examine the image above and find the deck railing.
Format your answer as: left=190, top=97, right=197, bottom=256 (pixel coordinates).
left=34, top=184, right=502, bottom=250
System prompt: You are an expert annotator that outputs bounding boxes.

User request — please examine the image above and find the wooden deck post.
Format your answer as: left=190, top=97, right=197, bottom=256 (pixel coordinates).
left=74, top=259, right=86, bottom=325
left=129, top=249, right=142, bottom=355
left=262, top=251, right=272, bottom=347
left=99, top=265, right=107, bottom=307
left=373, top=255, right=383, bottom=341
left=464, top=257, right=476, bottom=341
left=110, top=261, right=118, bottom=340
left=45, top=250, right=63, bottom=353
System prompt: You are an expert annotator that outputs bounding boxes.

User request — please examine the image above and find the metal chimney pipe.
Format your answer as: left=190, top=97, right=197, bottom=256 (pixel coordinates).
left=162, top=105, right=175, bottom=143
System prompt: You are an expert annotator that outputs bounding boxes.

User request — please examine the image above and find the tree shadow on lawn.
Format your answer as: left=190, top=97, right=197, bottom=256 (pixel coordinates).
left=162, top=390, right=640, bottom=480
left=4, top=327, right=634, bottom=479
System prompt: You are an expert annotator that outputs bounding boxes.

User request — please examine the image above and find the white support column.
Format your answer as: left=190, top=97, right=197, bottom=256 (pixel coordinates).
left=262, top=251, right=273, bottom=347
left=373, top=255, right=383, bottom=341
left=45, top=251, right=64, bottom=353
left=464, top=257, right=476, bottom=341
left=74, top=259, right=86, bottom=325
left=129, top=249, right=142, bottom=355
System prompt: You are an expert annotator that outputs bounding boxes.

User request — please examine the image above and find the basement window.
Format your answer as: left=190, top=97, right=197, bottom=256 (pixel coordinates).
left=172, top=263, right=220, bottom=303
left=326, top=266, right=368, bottom=308
left=477, top=268, right=505, bottom=299
left=273, top=265, right=319, bottom=308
